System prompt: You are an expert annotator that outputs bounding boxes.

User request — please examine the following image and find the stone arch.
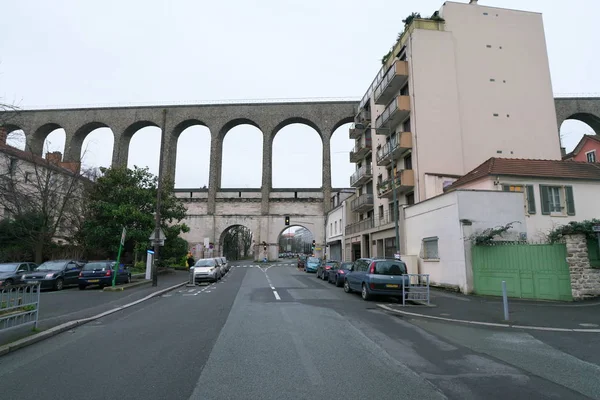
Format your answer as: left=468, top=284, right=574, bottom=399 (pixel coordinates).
left=215, top=217, right=260, bottom=256
left=29, top=123, right=65, bottom=155
left=277, top=224, right=315, bottom=255
left=218, top=118, right=261, bottom=141
left=555, top=98, right=600, bottom=135
left=272, top=117, right=322, bottom=140
left=330, top=116, right=355, bottom=136
left=125, top=121, right=162, bottom=175
left=330, top=122, right=354, bottom=188
left=561, top=113, right=600, bottom=134
left=2, top=123, right=26, bottom=150
left=68, top=121, right=114, bottom=165
left=219, top=224, right=255, bottom=261
left=221, top=123, right=263, bottom=188
left=173, top=120, right=212, bottom=188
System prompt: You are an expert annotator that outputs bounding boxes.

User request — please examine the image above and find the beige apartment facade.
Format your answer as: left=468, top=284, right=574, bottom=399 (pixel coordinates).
left=346, top=0, right=562, bottom=260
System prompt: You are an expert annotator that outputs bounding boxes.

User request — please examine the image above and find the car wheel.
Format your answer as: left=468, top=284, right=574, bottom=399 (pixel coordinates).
left=79, top=284, right=86, bottom=290
left=343, top=280, right=352, bottom=293
left=4, top=279, right=13, bottom=287
left=54, top=278, right=64, bottom=291
left=361, top=283, right=371, bottom=301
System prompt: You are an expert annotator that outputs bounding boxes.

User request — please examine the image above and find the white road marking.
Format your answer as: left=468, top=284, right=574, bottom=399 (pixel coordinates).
left=270, top=286, right=275, bottom=290
left=273, top=290, right=281, bottom=300
left=187, top=289, right=195, bottom=292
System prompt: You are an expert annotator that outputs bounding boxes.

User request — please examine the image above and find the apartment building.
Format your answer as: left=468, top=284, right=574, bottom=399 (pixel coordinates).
left=325, top=191, right=354, bottom=261
left=345, top=0, right=562, bottom=260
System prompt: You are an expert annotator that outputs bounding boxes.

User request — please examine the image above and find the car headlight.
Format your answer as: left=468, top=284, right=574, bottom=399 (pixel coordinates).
left=45, top=273, right=55, bottom=278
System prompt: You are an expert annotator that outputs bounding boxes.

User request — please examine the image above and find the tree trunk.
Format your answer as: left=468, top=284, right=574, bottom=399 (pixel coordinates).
left=34, top=239, right=44, bottom=264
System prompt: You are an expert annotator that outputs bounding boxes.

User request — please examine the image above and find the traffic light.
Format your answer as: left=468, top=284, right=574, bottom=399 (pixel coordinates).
left=284, top=215, right=290, bottom=226
left=263, top=241, right=267, bottom=251
left=311, top=240, right=316, bottom=252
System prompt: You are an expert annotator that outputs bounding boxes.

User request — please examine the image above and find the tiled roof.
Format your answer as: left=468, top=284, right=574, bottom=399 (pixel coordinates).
left=0, top=143, right=78, bottom=176
left=447, top=157, right=600, bottom=190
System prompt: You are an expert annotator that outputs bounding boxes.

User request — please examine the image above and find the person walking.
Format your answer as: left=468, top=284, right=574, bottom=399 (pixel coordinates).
left=186, top=252, right=195, bottom=268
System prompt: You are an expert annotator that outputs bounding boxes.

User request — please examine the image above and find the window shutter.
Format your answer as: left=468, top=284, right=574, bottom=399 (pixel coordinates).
left=526, top=185, right=536, bottom=214
left=539, top=185, right=550, bottom=215
left=565, top=186, right=576, bottom=215
left=502, top=185, right=510, bottom=192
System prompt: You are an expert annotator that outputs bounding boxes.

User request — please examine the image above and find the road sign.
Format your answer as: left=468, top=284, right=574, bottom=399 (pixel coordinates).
left=150, top=238, right=165, bottom=246
left=149, top=228, right=166, bottom=241
left=593, top=225, right=600, bottom=233
left=120, top=227, right=127, bottom=246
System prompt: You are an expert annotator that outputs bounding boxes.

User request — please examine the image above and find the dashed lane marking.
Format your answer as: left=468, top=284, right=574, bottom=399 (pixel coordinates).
left=273, top=290, right=281, bottom=300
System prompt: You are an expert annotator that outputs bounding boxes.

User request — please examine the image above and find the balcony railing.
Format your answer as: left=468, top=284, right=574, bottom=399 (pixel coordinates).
left=376, top=132, right=412, bottom=166
left=350, top=165, right=373, bottom=187
left=374, top=61, right=409, bottom=105
left=345, top=218, right=374, bottom=235
left=377, top=169, right=415, bottom=197
left=350, top=193, right=374, bottom=213
left=375, top=96, right=411, bottom=130
left=349, top=137, right=372, bottom=163
left=349, top=124, right=363, bottom=140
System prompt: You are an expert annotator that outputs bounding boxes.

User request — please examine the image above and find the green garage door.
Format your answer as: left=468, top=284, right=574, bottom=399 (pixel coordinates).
left=472, top=243, right=572, bottom=301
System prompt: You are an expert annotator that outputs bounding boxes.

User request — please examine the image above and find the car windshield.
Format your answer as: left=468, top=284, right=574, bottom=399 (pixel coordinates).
left=194, top=259, right=215, bottom=267
left=341, top=262, right=353, bottom=269
left=326, top=261, right=339, bottom=268
left=35, top=261, right=66, bottom=271
left=374, top=261, right=407, bottom=275
left=307, top=257, right=320, bottom=263
left=83, top=262, right=113, bottom=271
left=0, top=263, right=19, bottom=272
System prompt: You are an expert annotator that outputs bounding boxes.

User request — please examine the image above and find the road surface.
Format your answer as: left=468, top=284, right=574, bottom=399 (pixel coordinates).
left=1, top=260, right=598, bottom=399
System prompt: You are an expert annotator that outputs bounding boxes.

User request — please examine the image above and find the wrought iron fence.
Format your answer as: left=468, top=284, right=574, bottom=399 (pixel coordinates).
left=0, top=283, right=41, bottom=332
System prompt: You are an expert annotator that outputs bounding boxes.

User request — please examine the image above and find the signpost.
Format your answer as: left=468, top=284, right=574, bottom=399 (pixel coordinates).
left=149, top=228, right=167, bottom=286
left=113, top=227, right=126, bottom=287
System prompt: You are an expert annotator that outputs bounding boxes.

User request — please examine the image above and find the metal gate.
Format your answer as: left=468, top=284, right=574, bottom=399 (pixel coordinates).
left=472, top=243, right=572, bottom=301
left=1, top=283, right=41, bottom=331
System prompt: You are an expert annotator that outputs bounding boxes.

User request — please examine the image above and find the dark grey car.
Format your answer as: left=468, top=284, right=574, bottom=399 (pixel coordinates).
left=0, top=262, right=37, bottom=288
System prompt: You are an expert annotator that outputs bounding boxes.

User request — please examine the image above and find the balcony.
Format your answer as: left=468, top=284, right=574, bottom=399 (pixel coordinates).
left=374, top=61, right=409, bottom=105
left=345, top=218, right=374, bottom=236
left=376, top=132, right=412, bottom=166
left=349, top=124, right=363, bottom=140
left=350, top=165, right=373, bottom=187
left=355, top=108, right=371, bottom=125
left=376, top=169, right=415, bottom=198
left=375, top=96, right=411, bottom=131
left=349, top=137, right=372, bottom=163
left=350, top=193, right=374, bottom=213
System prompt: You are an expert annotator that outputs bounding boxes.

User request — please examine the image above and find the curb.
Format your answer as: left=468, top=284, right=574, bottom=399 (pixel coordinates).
left=0, top=281, right=188, bottom=357
left=376, top=304, right=600, bottom=333
left=103, top=279, right=151, bottom=292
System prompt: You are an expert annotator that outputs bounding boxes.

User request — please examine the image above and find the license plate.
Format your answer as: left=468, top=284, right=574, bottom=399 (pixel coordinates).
left=385, top=284, right=399, bottom=288
left=87, top=279, right=99, bottom=283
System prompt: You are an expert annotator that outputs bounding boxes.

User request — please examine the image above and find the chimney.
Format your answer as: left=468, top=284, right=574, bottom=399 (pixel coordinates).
left=0, top=127, right=7, bottom=146
left=46, top=151, right=62, bottom=165
left=469, top=0, right=478, bottom=4
left=60, top=161, right=81, bottom=174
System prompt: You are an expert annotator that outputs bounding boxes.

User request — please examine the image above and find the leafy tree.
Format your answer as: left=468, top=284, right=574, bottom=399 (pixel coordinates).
left=223, top=225, right=253, bottom=261
left=81, top=166, right=187, bottom=259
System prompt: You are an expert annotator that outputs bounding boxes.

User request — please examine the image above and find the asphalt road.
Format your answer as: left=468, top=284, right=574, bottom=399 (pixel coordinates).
left=1, top=260, right=598, bottom=399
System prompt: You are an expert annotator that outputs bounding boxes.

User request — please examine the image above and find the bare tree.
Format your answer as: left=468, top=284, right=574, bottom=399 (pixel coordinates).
left=0, top=144, right=89, bottom=263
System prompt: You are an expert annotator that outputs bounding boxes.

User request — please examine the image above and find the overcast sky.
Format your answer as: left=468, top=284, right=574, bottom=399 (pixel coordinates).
left=1, top=0, right=599, bottom=189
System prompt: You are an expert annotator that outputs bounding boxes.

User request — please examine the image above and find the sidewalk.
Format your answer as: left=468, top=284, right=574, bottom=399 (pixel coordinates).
left=0, top=270, right=188, bottom=347
left=379, top=288, right=600, bottom=330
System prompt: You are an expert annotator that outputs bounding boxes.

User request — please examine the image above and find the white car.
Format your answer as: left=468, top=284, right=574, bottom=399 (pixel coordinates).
left=191, top=258, right=220, bottom=284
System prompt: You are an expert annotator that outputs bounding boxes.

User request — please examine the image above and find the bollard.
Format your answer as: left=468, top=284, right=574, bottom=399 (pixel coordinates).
left=501, top=280, right=509, bottom=321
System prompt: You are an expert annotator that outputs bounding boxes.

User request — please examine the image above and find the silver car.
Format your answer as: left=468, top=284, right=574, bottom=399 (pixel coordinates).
left=191, top=258, right=220, bottom=284
left=219, top=257, right=229, bottom=273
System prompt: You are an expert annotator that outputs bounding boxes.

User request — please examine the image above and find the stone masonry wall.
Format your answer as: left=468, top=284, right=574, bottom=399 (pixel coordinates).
left=566, top=234, right=600, bottom=300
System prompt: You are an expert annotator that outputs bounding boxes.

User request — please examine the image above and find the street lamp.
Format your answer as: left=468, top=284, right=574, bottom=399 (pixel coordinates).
left=353, top=122, right=400, bottom=256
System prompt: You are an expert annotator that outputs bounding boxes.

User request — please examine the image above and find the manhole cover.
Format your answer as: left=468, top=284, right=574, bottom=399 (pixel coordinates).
left=579, top=323, right=599, bottom=328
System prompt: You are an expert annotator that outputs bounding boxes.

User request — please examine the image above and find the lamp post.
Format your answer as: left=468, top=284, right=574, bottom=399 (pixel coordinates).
left=355, top=122, right=401, bottom=256
left=152, top=109, right=168, bottom=287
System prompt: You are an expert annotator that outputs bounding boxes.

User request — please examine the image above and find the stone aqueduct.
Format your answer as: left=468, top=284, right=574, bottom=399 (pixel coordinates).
left=1, top=97, right=599, bottom=260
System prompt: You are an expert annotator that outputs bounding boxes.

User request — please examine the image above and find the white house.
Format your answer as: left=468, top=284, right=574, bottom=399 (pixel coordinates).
left=403, top=189, right=527, bottom=293
left=326, top=191, right=354, bottom=261
left=445, top=158, right=600, bottom=242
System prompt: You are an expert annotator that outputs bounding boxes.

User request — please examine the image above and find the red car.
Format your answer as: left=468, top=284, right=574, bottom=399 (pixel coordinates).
left=297, top=255, right=306, bottom=270
left=317, top=260, right=339, bottom=280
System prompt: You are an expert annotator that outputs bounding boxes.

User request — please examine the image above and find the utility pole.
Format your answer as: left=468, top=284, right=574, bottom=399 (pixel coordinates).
left=152, top=109, right=168, bottom=287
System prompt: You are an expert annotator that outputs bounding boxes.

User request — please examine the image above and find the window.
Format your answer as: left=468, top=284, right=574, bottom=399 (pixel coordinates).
left=539, top=185, right=575, bottom=216
left=422, top=237, right=439, bottom=260
left=587, top=150, right=596, bottom=163
left=378, top=205, right=384, bottom=219
left=404, top=154, right=412, bottom=170
left=334, top=221, right=337, bottom=234
left=330, top=223, right=333, bottom=236
left=502, top=184, right=536, bottom=214
left=339, top=219, right=342, bottom=233
left=406, top=192, right=415, bottom=205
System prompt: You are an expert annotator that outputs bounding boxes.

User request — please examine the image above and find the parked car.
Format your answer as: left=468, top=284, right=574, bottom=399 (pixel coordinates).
left=0, top=262, right=37, bottom=288
left=215, top=257, right=226, bottom=277
left=343, top=258, right=409, bottom=301
left=328, top=261, right=353, bottom=287
left=297, top=255, right=306, bottom=270
left=191, top=258, right=221, bottom=284
left=22, top=259, right=85, bottom=290
left=305, top=257, right=321, bottom=273
left=317, top=260, right=339, bottom=280
left=78, top=260, right=131, bottom=290
left=219, top=257, right=229, bottom=273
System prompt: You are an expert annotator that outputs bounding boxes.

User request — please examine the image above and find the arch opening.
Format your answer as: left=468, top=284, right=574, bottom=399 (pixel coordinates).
left=80, top=126, right=115, bottom=173
left=330, top=122, right=354, bottom=188
left=220, top=225, right=254, bottom=261
left=560, top=117, right=597, bottom=154
left=42, top=127, right=66, bottom=160
left=222, top=124, right=263, bottom=188
left=175, top=123, right=211, bottom=188
left=272, top=123, right=322, bottom=188
left=5, top=128, right=26, bottom=150
left=127, top=126, right=161, bottom=177
left=278, top=225, right=314, bottom=256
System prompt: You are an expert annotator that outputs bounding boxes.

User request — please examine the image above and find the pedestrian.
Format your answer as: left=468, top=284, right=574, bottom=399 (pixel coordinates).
left=186, top=251, right=195, bottom=268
